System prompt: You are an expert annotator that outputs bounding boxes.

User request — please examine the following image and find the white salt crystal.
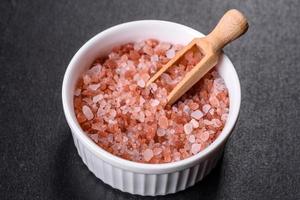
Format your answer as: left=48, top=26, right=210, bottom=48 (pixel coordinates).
left=166, top=49, right=175, bottom=59
left=184, top=123, right=193, bottom=134
left=82, top=105, right=94, bottom=120
left=191, top=110, right=204, bottom=120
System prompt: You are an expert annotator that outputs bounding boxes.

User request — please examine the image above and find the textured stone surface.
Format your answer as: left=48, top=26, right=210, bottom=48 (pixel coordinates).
left=0, top=0, right=299, bottom=199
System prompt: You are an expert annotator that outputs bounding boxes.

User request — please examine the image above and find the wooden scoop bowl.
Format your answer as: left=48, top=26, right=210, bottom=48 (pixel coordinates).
left=147, top=9, right=248, bottom=105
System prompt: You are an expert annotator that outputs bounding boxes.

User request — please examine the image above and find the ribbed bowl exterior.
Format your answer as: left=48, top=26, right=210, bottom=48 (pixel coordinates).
left=71, top=131, right=224, bottom=196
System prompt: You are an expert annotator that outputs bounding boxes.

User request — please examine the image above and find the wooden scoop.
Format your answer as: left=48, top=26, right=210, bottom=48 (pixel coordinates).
left=147, top=9, right=248, bottom=105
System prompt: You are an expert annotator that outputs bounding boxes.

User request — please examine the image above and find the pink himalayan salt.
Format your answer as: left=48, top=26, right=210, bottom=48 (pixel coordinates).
left=190, top=119, right=199, bottom=128
left=143, top=149, right=154, bottom=161
left=188, top=135, right=196, bottom=143
left=74, top=39, right=229, bottom=164
left=191, top=143, right=201, bottom=155
left=158, top=116, right=169, bottom=129
left=82, top=105, right=93, bottom=120
left=184, top=123, right=193, bottom=134
left=191, top=110, right=203, bottom=120
left=202, top=104, right=211, bottom=113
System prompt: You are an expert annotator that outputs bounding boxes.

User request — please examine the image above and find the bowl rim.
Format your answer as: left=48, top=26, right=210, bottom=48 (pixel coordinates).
left=62, top=20, right=241, bottom=174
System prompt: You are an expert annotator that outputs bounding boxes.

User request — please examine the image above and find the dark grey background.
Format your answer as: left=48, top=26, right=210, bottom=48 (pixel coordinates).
left=1, top=0, right=299, bottom=199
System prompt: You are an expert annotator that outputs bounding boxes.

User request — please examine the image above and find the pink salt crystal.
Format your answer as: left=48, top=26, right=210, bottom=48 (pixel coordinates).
left=139, top=96, right=146, bottom=105
left=158, top=116, right=169, bottom=129
left=150, top=99, right=160, bottom=107
left=88, top=83, right=100, bottom=90
left=149, top=83, right=158, bottom=92
left=190, top=119, right=199, bottom=128
left=158, top=42, right=171, bottom=51
left=157, top=128, right=166, bottom=137
left=151, top=55, right=159, bottom=62
left=184, top=123, right=193, bottom=134
left=173, top=152, right=181, bottom=161
left=153, top=147, right=162, bottom=155
left=74, top=88, right=81, bottom=96
left=202, top=104, right=211, bottom=113
left=191, top=143, right=201, bottom=155
left=191, top=110, right=203, bottom=120
left=212, top=118, right=222, bottom=127
left=88, top=64, right=101, bottom=75
left=183, top=105, right=190, bottom=114
left=166, top=49, right=175, bottom=59
left=203, top=119, right=213, bottom=126
left=92, top=94, right=103, bottom=103
left=200, top=131, right=210, bottom=142
left=188, top=135, right=195, bottom=143
left=110, top=109, right=117, bottom=118
left=143, top=149, right=154, bottom=162
left=221, top=113, right=228, bottom=122
left=82, top=105, right=94, bottom=120
left=91, top=122, right=103, bottom=131
left=90, top=134, right=99, bottom=143
left=209, top=96, right=220, bottom=107
left=83, top=75, right=91, bottom=85
left=137, top=79, right=146, bottom=88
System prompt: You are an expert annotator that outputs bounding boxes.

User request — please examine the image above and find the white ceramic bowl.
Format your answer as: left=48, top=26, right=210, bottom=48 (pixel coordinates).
left=62, top=20, right=241, bottom=196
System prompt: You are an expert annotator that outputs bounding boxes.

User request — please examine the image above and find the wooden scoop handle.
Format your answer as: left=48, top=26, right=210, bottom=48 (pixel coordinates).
left=206, top=9, right=248, bottom=52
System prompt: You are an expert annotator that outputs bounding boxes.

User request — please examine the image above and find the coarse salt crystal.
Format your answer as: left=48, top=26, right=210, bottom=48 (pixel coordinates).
left=143, top=149, right=154, bottom=162
left=183, top=105, right=190, bottom=114
left=191, top=143, right=201, bottom=155
left=166, top=49, right=175, bottom=59
left=202, top=104, right=211, bottom=113
left=150, top=99, right=160, bottom=107
left=200, top=131, right=210, bottom=141
left=74, top=88, right=81, bottom=96
left=191, top=110, right=203, bottom=120
left=158, top=116, right=169, bottom=129
left=90, top=134, right=99, bottom=143
left=137, top=79, right=145, bottom=88
left=88, top=83, right=100, bottom=90
left=149, top=83, right=158, bottom=92
left=92, top=122, right=103, bottom=131
left=190, top=119, right=199, bottom=128
left=153, top=147, right=162, bottom=155
left=82, top=105, right=94, bottom=120
left=157, top=128, right=166, bottom=136
left=184, top=123, right=193, bottom=134
left=188, top=135, right=196, bottom=143
left=150, top=55, right=159, bottom=62
left=92, top=94, right=103, bottom=103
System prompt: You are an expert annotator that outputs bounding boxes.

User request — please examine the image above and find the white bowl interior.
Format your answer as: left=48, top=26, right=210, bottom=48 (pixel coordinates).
left=62, top=20, right=241, bottom=173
